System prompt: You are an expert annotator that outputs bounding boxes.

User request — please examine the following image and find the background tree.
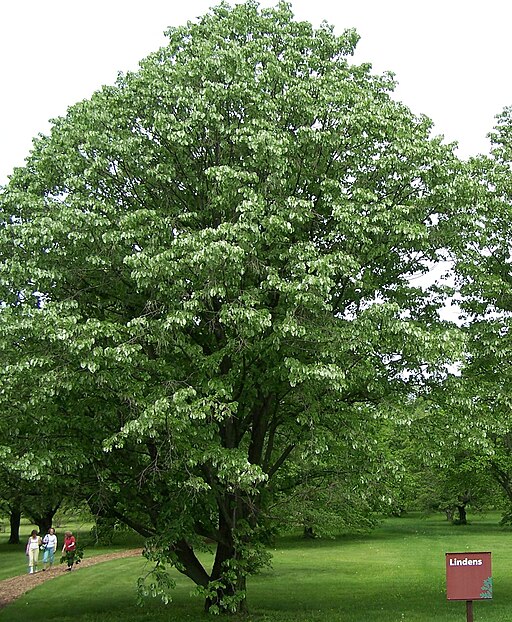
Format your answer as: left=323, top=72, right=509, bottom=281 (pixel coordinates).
left=431, top=107, right=512, bottom=526
left=412, top=455, right=498, bottom=523
left=21, top=488, right=62, bottom=536
left=0, top=480, right=22, bottom=544
left=398, top=386, right=506, bottom=524
left=0, top=1, right=467, bottom=614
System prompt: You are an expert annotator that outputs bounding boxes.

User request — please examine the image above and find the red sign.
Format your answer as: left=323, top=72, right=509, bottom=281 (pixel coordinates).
left=446, top=552, right=492, bottom=601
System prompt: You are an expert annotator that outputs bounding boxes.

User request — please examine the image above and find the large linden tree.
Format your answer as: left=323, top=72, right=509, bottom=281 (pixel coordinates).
left=0, top=1, right=464, bottom=613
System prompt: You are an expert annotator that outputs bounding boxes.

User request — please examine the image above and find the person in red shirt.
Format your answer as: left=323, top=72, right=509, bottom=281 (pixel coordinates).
left=62, top=531, right=77, bottom=571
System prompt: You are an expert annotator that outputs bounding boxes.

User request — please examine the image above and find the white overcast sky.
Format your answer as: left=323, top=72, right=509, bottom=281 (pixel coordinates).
left=1, top=0, right=511, bottom=185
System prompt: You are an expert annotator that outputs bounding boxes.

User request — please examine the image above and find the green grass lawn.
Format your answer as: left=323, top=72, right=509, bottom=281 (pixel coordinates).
left=1, top=513, right=511, bottom=621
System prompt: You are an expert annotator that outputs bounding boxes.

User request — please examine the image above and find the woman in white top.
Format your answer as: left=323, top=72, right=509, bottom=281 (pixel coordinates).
left=42, top=527, right=58, bottom=570
left=26, top=529, right=42, bottom=574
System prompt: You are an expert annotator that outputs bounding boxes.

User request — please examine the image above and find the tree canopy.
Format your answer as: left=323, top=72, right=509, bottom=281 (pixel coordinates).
left=429, top=106, right=512, bottom=525
left=0, top=1, right=471, bottom=613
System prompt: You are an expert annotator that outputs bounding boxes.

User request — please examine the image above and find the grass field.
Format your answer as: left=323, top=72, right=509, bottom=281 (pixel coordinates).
left=1, top=513, right=511, bottom=621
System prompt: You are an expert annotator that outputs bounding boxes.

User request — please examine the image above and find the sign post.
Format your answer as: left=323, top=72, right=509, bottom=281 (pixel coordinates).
left=446, top=552, right=492, bottom=621
left=466, top=600, right=473, bottom=622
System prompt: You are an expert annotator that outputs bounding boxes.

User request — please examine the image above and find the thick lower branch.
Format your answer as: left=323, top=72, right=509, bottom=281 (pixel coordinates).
left=173, top=539, right=210, bottom=587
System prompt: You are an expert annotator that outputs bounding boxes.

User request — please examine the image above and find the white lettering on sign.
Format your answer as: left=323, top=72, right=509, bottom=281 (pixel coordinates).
left=449, top=558, right=484, bottom=566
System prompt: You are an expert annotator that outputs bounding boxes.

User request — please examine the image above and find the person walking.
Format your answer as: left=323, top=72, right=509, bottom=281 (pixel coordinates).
left=26, top=530, right=42, bottom=574
left=41, top=527, right=58, bottom=571
left=62, top=531, right=77, bottom=571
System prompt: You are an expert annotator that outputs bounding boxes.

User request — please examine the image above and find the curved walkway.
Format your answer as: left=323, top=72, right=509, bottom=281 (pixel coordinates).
left=0, top=548, right=143, bottom=610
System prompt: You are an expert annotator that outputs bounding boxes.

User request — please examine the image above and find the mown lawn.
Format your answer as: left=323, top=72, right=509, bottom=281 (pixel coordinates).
left=1, top=513, right=511, bottom=621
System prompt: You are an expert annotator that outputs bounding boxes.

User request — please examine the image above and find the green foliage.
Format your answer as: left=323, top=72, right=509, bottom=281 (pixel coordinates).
left=60, top=542, right=85, bottom=566
left=417, top=107, right=512, bottom=527
left=0, top=0, right=470, bottom=614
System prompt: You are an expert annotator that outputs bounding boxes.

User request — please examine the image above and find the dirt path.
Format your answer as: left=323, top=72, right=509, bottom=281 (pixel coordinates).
left=0, top=548, right=143, bottom=610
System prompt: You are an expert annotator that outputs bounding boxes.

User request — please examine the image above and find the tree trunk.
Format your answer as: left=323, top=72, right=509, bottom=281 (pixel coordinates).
left=456, top=504, right=467, bottom=525
left=37, top=512, right=55, bottom=536
left=26, top=505, right=60, bottom=536
left=205, top=542, right=248, bottom=615
left=204, top=510, right=248, bottom=614
left=204, top=577, right=248, bottom=615
left=8, top=506, right=21, bottom=544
